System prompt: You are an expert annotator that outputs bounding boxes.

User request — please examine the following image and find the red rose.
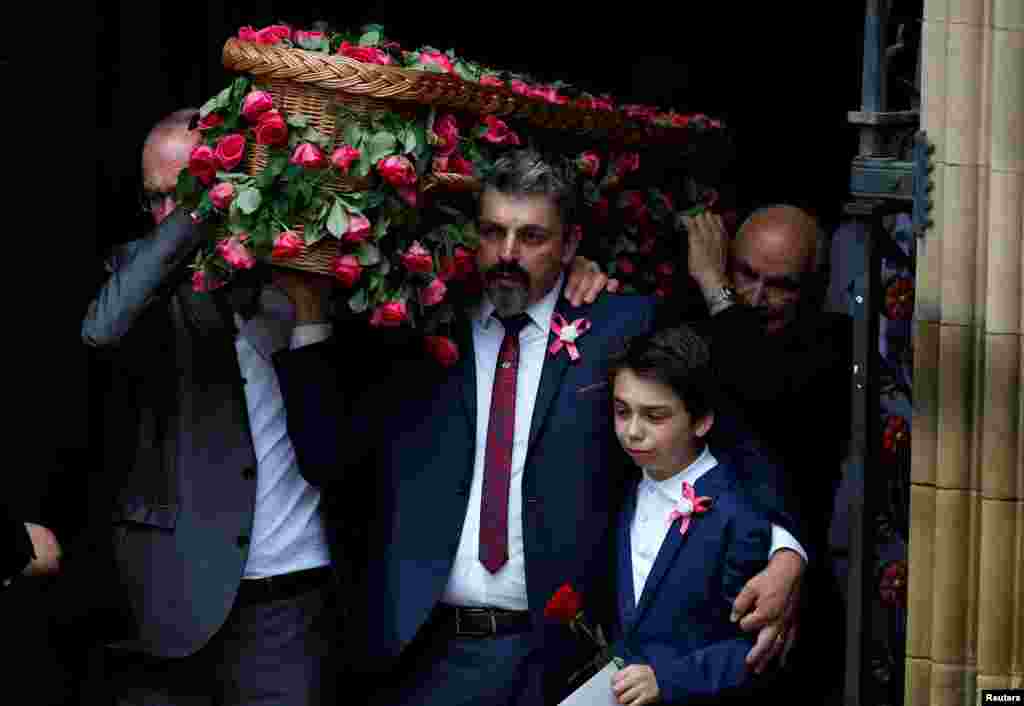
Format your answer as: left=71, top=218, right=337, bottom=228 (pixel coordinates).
left=272, top=230, right=304, bottom=259
left=336, top=41, right=393, bottom=65
left=254, top=109, right=288, bottom=146
left=197, top=113, right=224, bottom=131
left=481, top=115, right=521, bottom=146
left=656, top=262, right=675, bottom=279
left=593, top=198, right=610, bottom=222
left=370, top=300, right=408, bottom=327
left=424, top=335, right=459, bottom=367
left=620, top=191, right=649, bottom=224
left=622, top=104, right=658, bottom=122
left=401, top=241, right=434, bottom=274
left=397, top=186, right=418, bottom=207
left=217, top=234, right=256, bottom=270
left=882, top=416, right=910, bottom=457
left=290, top=142, right=326, bottom=169
left=638, top=235, right=657, bottom=255
left=577, top=151, right=601, bottom=177
left=238, top=24, right=290, bottom=45
left=479, top=75, right=504, bottom=87
left=449, top=154, right=475, bottom=176
left=454, top=246, right=476, bottom=279
left=437, top=256, right=457, bottom=282
left=670, top=113, right=692, bottom=128
left=215, top=133, right=246, bottom=171
left=377, top=155, right=417, bottom=188
left=614, top=152, right=641, bottom=177
left=655, top=286, right=673, bottom=299
left=191, top=270, right=225, bottom=292
left=418, top=50, right=454, bottom=73
left=344, top=214, right=371, bottom=244
left=331, top=144, right=361, bottom=173
left=331, top=254, right=362, bottom=288
left=209, top=182, right=235, bottom=211
left=241, top=91, right=274, bottom=122
left=188, top=144, right=218, bottom=184
left=544, top=584, right=583, bottom=624
left=509, top=79, right=532, bottom=97
left=420, top=277, right=447, bottom=307
left=616, top=256, right=636, bottom=276
left=433, top=113, right=460, bottom=156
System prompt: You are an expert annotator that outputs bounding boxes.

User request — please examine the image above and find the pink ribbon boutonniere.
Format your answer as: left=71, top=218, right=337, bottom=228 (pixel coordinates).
left=667, top=481, right=714, bottom=537
left=549, top=313, right=592, bottom=361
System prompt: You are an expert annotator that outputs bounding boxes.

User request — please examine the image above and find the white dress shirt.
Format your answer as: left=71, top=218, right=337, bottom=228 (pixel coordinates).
left=441, top=276, right=565, bottom=609
left=234, top=287, right=332, bottom=579
left=631, top=447, right=807, bottom=603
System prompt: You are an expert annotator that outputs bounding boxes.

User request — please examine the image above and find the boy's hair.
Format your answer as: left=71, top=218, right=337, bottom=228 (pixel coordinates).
left=608, top=325, right=716, bottom=420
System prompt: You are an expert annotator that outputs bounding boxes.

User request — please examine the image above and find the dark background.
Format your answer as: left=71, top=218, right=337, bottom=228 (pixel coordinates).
left=13, top=3, right=872, bottom=703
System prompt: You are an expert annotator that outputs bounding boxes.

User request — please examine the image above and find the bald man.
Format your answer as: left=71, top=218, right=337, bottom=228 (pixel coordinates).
left=685, top=207, right=852, bottom=702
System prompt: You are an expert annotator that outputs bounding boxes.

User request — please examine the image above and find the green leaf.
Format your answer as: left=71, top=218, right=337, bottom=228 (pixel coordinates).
left=214, top=171, right=251, bottom=183
left=301, top=126, right=331, bottom=148
left=348, top=288, right=369, bottom=313
left=373, top=216, right=391, bottom=241
left=287, top=114, right=310, bottom=129
left=236, top=188, right=262, bottom=215
left=303, top=221, right=328, bottom=246
left=343, top=122, right=367, bottom=149
left=352, top=155, right=374, bottom=178
left=364, top=191, right=387, bottom=210
left=199, top=85, right=231, bottom=118
left=367, top=131, right=398, bottom=162
left=326, top=199, right=350, bottom=238
left=358, top=30, right=381, bottom=46
left=401, top=127, right=420, bottom=155
left=175, top=170, right=198, bottom=202
left=356, top=242, right=381, bottom=266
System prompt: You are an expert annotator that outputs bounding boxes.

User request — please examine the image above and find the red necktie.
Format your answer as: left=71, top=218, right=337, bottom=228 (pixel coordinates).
left=480, top=314, right=530, bottom=573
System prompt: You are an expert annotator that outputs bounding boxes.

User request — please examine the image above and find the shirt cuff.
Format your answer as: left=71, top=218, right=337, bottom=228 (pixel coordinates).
left=290, top=322, right=333, bottom=350
left=770, top=524, right=808, bottom=563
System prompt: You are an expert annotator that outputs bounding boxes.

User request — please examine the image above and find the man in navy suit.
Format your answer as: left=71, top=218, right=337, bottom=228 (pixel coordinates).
left=273, top=148, right=806, bottom=705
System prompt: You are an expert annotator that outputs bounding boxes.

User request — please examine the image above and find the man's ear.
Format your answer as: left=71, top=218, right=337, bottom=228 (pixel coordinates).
left=695, top=411, right=715, bottom=439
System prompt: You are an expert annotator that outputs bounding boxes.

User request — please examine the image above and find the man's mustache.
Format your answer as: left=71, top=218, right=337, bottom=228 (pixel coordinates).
left=485, top=265, right=529, bottom=284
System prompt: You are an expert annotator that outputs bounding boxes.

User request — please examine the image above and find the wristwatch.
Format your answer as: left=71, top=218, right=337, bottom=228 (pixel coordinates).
left=705, top=285, right=736, bottom=313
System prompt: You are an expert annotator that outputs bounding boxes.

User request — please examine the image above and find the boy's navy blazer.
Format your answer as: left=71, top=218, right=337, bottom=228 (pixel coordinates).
left=610, top=460, right=771, bottom=704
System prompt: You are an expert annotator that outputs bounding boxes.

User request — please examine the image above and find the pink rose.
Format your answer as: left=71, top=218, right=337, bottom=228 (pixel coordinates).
left=272, top=230, right=304, bottom=259
left=209, top=182, right=235, bottom=210
left=215, top=133, right=246, bottom=171
left=655, top=287, right=672, bottom=299
left=191, top=270, right=225, bottom=292
left=330, top=144, right=361, bottom=173
left=433, top=114, right=460, bottom=156
left=670, top=113, right=692, bottom=128
left=401, top=241, right=434, bottom=274
left=577, top=151, right=600, bottom=177
left=418, top=50, right=454, bottom=73
left=331, top=254, right=362, bottom=288
left=420, top=277, right=447, bottom=307
left=370, top=300, right=408, bottom=327
left=454, top=246, right=476, bottom=279
left=238, top=24, right=290, bottom=45
left=217, top=235, right=257, bottom=270
left=614, top=152, right=640, bottom=176
left=377, top=155, right=417, bottom=187
left=593, top=95, right=615, bottom=111
left=424, top=336, right=459, bottom=367
left=241, top=91, right=274, bottom=122
left=622, top=104, right=658, bottom=122
left=188, top=144, right=218, bottom=184
left=336, top=41, right=393, bottom=65
left=294, top=30, right=326, bottom=46
left=481, top=115, right=521, bottom=146
left=606, top=278, right=621, bottom=293
left=197, top=113, right=224, bottom=131
left=432, top=155, right=450, bottom=173
left=530, top=85, right=568, bottom=105
left=616, top=256, right=636, bottom=275
left=290, top=142, right=326, bottom=169
left=509, top=79, right=532, bottom=97
left=343, top=214, right=371, bottom=244
left=254, top=109, right=288, bottom=146
left=449, top=154, right=474, bottom=176
left=479, top=75, right=504, bottom=87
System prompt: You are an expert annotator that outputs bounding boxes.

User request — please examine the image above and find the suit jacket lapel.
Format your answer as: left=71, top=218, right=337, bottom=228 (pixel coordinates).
left=237, top=286, right=294, bottom=361
left=617, top=474, right=641, bottom=634
left=454, top=315, right=477, bottom=440
left=527, top=288, right=591, bottom=452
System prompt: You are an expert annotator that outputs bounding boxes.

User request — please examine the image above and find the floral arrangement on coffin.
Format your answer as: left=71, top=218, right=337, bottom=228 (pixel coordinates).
left=175, top=22, right=727, bottom=363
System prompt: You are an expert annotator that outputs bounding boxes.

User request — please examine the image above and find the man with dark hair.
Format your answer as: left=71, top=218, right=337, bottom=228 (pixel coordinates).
left=685, top=206, right=852, bottom=696
left=274, top=147, right=808, bottom=705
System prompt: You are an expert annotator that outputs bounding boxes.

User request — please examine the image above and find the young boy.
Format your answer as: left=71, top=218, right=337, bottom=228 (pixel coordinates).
left=606, top=325, right=771, bottom=705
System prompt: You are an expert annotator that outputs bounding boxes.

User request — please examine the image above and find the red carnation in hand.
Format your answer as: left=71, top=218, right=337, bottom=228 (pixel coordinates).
left=544, top=583, right=583, bottom=624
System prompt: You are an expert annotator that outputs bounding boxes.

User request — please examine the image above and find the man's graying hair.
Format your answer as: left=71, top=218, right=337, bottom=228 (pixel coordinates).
left=481, top=148, right=579, bottom=230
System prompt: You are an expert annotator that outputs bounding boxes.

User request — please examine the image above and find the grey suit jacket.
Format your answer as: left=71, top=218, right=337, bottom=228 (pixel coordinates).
left=82, top=209, right=289, bottom=658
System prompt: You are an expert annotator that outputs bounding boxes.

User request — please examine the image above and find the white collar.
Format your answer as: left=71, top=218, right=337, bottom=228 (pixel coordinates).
left=473, top=272, right=564, bottom=335
left=642, top=446, right=717, bottom=504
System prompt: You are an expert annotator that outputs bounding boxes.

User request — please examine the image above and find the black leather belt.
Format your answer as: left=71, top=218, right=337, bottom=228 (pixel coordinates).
left=435, top=604, right=532, bottom=638
left=237, top=566, right=331, bottom=604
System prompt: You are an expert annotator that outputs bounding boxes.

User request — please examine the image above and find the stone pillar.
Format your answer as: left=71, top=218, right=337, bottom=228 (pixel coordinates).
left=910, top=0, right=1024, bottom=704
